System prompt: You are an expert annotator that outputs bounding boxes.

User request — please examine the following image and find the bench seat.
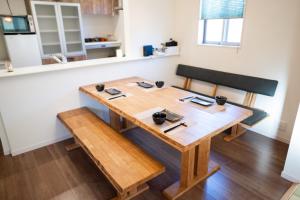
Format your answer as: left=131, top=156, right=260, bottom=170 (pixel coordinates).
left=172, top=86, right=267, bottom=127
left=57, top=107, right=165, bottom=200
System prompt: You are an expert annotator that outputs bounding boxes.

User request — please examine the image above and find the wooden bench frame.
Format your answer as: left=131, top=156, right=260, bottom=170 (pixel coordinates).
left=183, top=77, right=263, bottom=142
left=68, top=136, right=150, bottom=200
left=58, top=108, right=165, bottom=200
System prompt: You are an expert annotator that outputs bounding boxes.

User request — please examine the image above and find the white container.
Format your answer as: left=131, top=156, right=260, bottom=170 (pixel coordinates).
left=165, top=46, right=180, bottom=55
left=116, top=49, right=123, bottom=57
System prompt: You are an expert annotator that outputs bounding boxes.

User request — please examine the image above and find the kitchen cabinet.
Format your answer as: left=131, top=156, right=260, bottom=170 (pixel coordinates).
left=80, top=0, right=118, bottom=16
left=0, top=0, right=27, bottom=15
left=31, top=1, right=86, bottom=58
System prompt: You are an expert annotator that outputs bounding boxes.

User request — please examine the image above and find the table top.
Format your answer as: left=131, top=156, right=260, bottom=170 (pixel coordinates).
left=80, top=77, right=252, bottom=152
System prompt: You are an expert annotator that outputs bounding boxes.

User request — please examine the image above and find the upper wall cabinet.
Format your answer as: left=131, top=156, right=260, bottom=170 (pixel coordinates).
left=0, top=0, right=27, bottom=15
left=80, top=0, right=118, bottom=16
left=31, top=1, right=86, bottom=58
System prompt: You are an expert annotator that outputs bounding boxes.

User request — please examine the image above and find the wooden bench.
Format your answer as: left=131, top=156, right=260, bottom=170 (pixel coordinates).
left=57, top=107, right=165, bottom=200
left=174, top=64, right=278, bottom=141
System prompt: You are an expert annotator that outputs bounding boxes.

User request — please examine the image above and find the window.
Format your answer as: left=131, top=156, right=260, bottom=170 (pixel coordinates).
left=199, top=0, right=245, bottom=46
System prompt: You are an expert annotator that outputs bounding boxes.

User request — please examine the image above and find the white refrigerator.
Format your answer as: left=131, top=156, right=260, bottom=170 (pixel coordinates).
left=4, top=34, right=42, bottom=68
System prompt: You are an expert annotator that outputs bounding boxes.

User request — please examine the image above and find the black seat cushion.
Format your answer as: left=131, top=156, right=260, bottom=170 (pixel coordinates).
left=172, top=86, right=267, bottom=126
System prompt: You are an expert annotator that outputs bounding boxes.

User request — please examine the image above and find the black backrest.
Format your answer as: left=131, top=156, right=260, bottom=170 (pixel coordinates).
left=176, top=64, right=278, bottom=97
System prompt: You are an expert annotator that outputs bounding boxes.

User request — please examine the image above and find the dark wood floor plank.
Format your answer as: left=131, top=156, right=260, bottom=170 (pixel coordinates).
left=0, top=129, right=292, bottom=200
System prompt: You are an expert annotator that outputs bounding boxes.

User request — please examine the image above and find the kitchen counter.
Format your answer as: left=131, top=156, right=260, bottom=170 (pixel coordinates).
left=85, top=41, right=122, bottom=50
left=0, top=53, right=179, bottom=78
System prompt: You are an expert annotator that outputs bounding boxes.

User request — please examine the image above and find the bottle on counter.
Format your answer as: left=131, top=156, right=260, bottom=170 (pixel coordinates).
left=5, top=61, right=13, bottom=72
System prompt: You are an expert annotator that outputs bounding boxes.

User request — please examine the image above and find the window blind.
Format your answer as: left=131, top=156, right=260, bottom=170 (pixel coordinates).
left=201, top=0, right=245, bottom=20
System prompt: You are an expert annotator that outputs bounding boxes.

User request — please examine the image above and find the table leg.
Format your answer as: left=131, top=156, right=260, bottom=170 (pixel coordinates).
left=109, top=109, right=122, bottom=131
left=163, top=137, right=220, bottom=200
left=224, top=124, right=247, bottom=142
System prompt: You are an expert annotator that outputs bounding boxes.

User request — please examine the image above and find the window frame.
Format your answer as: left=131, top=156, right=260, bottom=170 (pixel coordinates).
left=202, top=18, right=242, bottom=47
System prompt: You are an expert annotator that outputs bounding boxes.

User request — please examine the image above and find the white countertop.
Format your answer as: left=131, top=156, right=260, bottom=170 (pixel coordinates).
left=85, top=41, right=122, bottom=50
left=0, top=53, right=179, bottom=78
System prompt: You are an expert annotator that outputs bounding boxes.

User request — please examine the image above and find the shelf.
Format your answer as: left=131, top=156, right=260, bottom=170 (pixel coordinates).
left=85, top=41, right=121, bottom=50
left=63, top=16, right=79, bottom=19
left=37, top=15, right=56, bottom=19
left=42, top=42, right=60, bottom=46
left=67, top=41, right=82, bottom=45
left=64, top=29, right=80, bottom=32
left=40, top=29, right=58, bottom=33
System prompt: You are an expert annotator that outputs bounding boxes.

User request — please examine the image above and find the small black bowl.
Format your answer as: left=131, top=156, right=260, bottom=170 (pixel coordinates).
left=96, top=84, right=105, bottom=92
left=215, top=96, right=227, bottom=105
left=155, top=81, right=165, bottom=88
left=152, top=112, right=167, bottom=125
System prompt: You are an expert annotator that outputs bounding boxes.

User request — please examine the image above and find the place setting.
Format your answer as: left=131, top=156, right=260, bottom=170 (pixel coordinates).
left=179, top=94, right=228, bottom=113
left=95, top=83, right=131, bottom=101
left=127, top=80, right=165, bottom=92
left=134, top=106, right=188, bottom=134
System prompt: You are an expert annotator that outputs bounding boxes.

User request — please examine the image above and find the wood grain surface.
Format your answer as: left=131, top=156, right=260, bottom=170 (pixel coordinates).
left=79, top=77, right=253, bottom=152
left=57, top=107, right=165, bottom=197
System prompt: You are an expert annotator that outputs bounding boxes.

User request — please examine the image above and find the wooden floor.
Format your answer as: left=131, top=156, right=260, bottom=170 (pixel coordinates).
left=0, top=129, right=292, bottom=200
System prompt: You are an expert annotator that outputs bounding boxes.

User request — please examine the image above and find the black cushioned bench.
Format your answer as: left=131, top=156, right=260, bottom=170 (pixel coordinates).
left=174, top=64, right=278, bottom=141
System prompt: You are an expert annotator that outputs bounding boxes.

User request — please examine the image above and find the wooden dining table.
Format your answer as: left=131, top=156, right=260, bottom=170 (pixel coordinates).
left=79, top=77, right=253, bottom=200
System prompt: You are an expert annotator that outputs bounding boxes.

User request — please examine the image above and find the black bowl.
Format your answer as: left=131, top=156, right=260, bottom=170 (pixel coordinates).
left=215, top=96, right=227, bottom=105
left=152, top=112, right=167, bottom=125
left=96, top=84, right=105, bottom=92
left=155, top=81, right=165, bottom=88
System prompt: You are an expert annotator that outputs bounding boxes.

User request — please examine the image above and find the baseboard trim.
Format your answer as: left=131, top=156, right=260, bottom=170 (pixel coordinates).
left=11, top=134, right=72, bottom=156
left=3, top=149, right=10, bottom=156
left=281, top=171, right=300, bottom=183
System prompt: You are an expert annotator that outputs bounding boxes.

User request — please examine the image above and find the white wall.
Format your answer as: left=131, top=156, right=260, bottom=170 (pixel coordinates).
left=82, top=15, right=117, bottom=38
left=125, top=0, right=176, bottom=57
left=282, top=104, right=300, bottom=182
left=174, top=0, right=300, bottom=142
left=0, top=0, right=178, bottom=155
left=279, top=9, right=300, bottom=143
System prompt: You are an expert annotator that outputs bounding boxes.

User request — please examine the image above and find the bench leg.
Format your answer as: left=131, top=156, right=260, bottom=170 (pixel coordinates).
left=65, top=139, right=81, bottom=151
left=111, top=183, right=149, bottom=200
left=163, top=137, right=220, bottom=200
left=224, top=124, right=247, bottom=142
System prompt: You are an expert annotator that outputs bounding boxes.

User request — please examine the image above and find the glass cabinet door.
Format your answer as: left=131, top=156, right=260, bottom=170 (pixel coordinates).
left=59, top=5, right=85, bottom=56
left=32, top=3, right=63, bottom=56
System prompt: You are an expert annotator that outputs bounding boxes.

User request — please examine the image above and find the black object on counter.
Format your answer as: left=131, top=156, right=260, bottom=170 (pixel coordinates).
left=165, top=38, right=178, bottom=47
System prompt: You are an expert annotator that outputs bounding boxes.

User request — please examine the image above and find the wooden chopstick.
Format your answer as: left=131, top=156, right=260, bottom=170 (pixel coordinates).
left=164, top=122, right=187, bottom=133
